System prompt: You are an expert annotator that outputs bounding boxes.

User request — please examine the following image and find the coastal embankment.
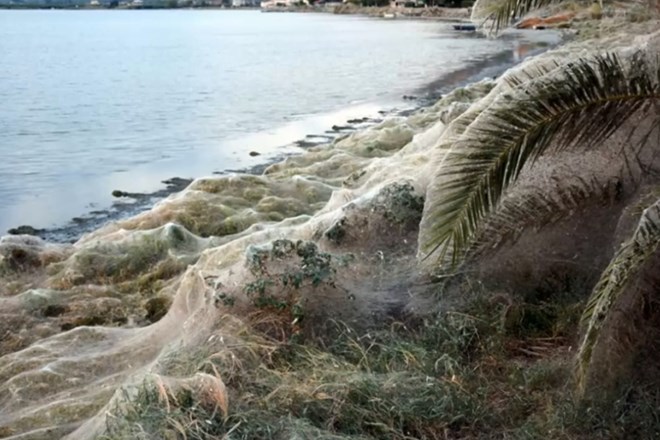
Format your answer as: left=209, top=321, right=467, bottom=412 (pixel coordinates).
left=1, top=9, right=660, bottom=439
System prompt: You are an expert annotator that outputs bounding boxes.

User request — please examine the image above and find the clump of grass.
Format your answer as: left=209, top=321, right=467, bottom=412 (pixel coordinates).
left=176, top=200, right=245, bottom=238
left=511, top=384, right=660, bottom=439
left=191, top=175, right=267, bottom=195
left=174, top=198, right=317, bottom=239
left=625, top=4, right=652, bottom=22
left=0, top=247, right=39, bottom=275
left=102, top=301, right=496, bottom=439
left=105, top=321, right=485, bottom=439
left=50, top=236, right=189, bottom=289
left=0, top=278, right=35, bottom=297
left=101, top=376, right=229, bottom=440
left=101, top=286, right=660, bottom=440
left=77, top=237, right=166, bottom=283
left=120, top=257, right=188, bottom=294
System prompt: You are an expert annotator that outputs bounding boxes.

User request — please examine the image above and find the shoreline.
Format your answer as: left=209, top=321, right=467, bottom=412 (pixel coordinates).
left=0, top=4, right=464, bottom=16
left=6, top=29, right=559, bottom=243
left=0, top=3, right=468, bottom=18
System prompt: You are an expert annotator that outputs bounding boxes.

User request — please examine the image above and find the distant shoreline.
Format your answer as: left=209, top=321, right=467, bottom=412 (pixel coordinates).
left=0, top=5, right=261, bottom=9
left=262, top=4, right=471, bottom=21
left=0, top=3, right=469, bottom=20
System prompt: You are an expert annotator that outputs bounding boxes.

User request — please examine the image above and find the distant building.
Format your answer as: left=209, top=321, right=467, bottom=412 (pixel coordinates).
left=194, top=0, right=224, bottom=6
left=261, top=0, right=305, bottom=7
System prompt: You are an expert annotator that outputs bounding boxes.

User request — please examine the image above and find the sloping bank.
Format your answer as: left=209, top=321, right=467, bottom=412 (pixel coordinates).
left=1, top=20, right=660, bottom=439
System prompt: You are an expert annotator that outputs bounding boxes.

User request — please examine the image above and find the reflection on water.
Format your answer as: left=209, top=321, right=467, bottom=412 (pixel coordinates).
left=0, top=10, right=560, bottom=238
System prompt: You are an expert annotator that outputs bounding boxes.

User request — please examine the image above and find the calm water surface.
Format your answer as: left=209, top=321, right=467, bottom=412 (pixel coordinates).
left=0, top=10, right=557, bottom=236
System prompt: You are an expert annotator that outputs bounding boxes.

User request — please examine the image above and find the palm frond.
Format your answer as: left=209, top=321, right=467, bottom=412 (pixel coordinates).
left=476, top=0, right=558, bottom=34
left=421, top=51, right=660, bottom=265
left=576, top=198, right=660, bottom=393
left=466, top=176, right=622, bottom=258
left=436, top=58, right=563, bottom=148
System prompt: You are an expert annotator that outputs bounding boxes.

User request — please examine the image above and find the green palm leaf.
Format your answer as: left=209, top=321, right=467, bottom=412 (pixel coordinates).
left=421, top=51, right=660, bottom=265
left=576, top=198, right=660, bottom=393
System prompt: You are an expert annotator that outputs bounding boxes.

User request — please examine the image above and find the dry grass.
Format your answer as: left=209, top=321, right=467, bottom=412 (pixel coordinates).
left=48, top=236, right=189, bottom=291
left=99, top=285, right=660, bottom=440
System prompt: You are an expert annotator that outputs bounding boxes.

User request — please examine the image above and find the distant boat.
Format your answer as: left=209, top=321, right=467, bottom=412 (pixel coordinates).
left=453, top=23, right=477, bottom=31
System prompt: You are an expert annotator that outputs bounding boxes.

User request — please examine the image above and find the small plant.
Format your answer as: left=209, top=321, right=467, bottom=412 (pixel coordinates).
left=374, top=181, right=425, bottom=225
left=244, top=240, right=338, bottom=341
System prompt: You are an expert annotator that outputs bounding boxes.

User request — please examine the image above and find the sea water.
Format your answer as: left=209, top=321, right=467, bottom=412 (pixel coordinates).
left=0, top=9, right=557, bottom=237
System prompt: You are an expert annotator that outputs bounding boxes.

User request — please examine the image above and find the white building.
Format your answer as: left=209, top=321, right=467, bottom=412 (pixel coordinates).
left=261, top=0, right=306, bottom=7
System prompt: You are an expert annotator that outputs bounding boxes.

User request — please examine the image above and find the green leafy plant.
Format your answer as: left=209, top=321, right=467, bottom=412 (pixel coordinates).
left=244, top=240, right=337, bottom=341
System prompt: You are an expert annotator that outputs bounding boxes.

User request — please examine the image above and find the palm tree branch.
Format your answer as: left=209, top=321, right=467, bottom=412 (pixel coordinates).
left=480, top=0, right=559, bottom=34
left=422, top=52, right=659, bottom=265
left=466, top=176, right=622, bottom=258
left=576, top=198, right=660, bottom=393
left=426, top=93, right=655, bottom=261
